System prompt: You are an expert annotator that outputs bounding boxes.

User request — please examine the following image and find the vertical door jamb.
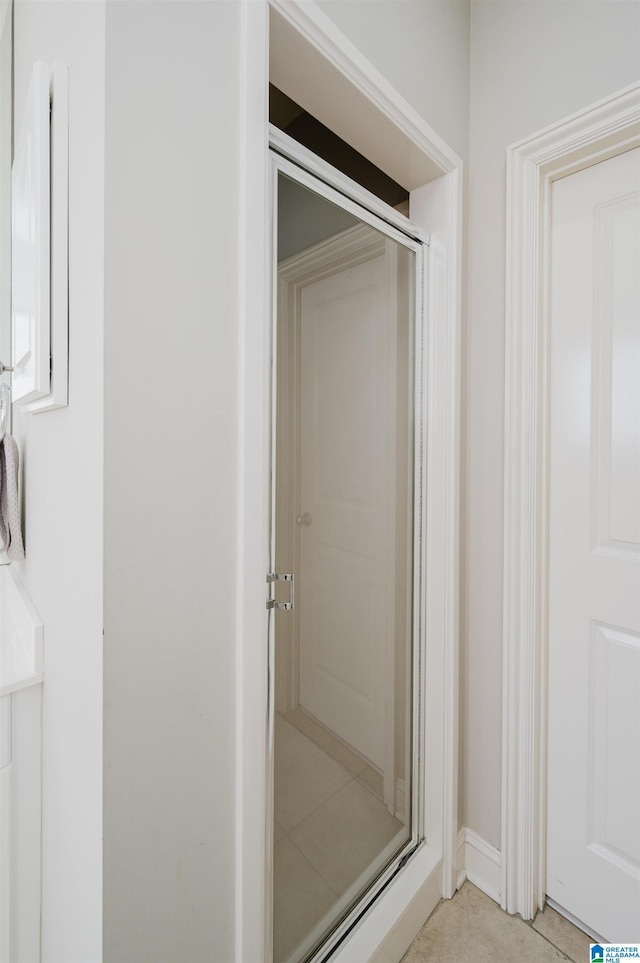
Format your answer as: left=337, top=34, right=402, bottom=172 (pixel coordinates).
left=501, top=81, right=640, bottom=921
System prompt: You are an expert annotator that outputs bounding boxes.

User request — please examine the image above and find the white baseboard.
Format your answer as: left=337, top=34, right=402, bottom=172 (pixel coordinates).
left=456, top=828, right=501, bottom=905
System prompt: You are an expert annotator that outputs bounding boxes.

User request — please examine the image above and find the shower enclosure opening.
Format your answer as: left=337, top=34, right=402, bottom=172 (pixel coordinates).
left=268, top=152, right=425, bottom=963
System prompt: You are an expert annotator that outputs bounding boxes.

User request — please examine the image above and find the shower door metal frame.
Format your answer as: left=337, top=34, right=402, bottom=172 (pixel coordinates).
left=267, top=134, right=428, bottom=963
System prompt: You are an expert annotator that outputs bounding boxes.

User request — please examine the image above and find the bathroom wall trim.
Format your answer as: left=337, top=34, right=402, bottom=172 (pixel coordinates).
left=457, top=828, right=502, bottom=905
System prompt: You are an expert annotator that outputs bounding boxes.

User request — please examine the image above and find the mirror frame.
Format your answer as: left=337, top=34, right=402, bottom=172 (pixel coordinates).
left=0, top=0, right=12, bottom=382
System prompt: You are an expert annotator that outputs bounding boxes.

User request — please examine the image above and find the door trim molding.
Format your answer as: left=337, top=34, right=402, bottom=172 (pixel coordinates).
left=236, top=1, right=463, bottom=958
left=501, top=81, right=640, bottom=921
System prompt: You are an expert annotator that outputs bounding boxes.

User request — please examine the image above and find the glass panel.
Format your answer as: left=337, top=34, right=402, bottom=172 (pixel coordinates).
left=273, top=172, right=416, bottom=963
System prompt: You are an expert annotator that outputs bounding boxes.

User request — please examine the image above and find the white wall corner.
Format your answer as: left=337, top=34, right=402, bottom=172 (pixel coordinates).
left=456, top=828, right=502, bottom=905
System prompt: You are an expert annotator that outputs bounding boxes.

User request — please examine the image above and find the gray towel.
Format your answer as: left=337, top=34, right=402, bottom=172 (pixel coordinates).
left=0, top=434, right=25, bottom=560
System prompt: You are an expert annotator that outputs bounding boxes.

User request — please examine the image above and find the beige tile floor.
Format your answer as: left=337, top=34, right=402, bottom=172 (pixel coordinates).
left=274, top=711, right=592, bottom=963
left=402, top=881, right=593, bottom=963
left=274, top=710, right=407, bottom=963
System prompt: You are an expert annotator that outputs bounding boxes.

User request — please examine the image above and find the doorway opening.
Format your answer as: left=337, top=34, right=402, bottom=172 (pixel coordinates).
left=269, top=150, right=426, bottom=963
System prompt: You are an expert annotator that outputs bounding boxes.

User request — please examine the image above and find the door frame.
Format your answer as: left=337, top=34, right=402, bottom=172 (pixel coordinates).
left=235, top=1, right=464, bottom=959
left=501, top=81, right=640, bottom=922
left=269, top=146, right=426, bottom=963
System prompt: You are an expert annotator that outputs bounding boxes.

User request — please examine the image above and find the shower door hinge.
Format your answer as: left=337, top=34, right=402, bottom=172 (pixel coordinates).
left=266, top=572, right=294, bottom=611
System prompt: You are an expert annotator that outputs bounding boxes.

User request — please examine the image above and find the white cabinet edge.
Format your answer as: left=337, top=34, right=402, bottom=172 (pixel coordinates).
left=0, top=566, right=44, bottom=696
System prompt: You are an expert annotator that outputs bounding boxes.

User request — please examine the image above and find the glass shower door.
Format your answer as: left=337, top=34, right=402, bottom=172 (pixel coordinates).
left=270, top=161, right=423, bottom=963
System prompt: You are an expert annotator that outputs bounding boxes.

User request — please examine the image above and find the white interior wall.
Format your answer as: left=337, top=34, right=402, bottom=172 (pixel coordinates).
left=7, top=1, right=639, bottom=958
left=11, top=2, right=105, bottom=958
left=464, top=0, right=640, bottom=849
left=103, top=3, right=243, bottom=959
left=315, top=0, right=470, bottom=163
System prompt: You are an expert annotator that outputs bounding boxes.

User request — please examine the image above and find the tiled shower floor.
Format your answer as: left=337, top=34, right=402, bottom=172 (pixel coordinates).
left=273, top=709, right=406, bottom=963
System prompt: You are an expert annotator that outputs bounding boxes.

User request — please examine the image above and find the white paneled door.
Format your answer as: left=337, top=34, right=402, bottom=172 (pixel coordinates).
left=298, top=244, right=396, bottom=771
left=546, top=147, right=640, bottom=940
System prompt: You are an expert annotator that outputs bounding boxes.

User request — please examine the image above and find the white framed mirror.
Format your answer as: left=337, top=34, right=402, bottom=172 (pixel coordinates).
left=0, top=0, right=11, bottom=387
left=0, top=0, right=12, bottom=572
